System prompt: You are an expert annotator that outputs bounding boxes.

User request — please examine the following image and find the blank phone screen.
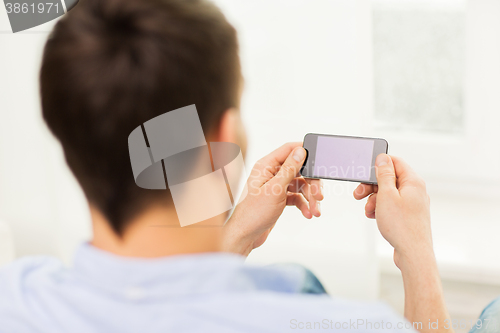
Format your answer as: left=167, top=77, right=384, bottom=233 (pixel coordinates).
left=313, top=136, right=375, bottom=181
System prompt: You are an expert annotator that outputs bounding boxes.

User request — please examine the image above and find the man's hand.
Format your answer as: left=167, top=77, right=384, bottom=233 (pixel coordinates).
left=223, top=142, right=324, bottom=256
left=354, top=154, right=453, bottom=333
left=353, top=154, right=432, bottom=266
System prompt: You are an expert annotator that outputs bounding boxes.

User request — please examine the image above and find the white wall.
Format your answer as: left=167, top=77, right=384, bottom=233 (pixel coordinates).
left=375, top=0, right=500, bottom=285
left=0, top=12, right=92, bottom=263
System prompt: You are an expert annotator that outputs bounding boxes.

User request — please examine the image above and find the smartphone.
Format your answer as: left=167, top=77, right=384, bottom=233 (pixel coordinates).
left=300, top=133, right=388, bottom=184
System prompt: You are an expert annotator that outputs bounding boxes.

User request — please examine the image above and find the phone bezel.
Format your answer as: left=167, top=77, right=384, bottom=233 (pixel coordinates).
left=300, top=133, right=388, bottom=184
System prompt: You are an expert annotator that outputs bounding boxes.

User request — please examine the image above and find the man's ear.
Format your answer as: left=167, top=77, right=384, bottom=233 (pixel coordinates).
left=211, top=108, right=247, bottom=158
left=214, top=108, right=239, bottom=143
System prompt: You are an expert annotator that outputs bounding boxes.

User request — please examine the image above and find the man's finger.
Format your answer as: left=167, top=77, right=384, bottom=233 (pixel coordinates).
left=258, top=142, right=302, bottom=168
left=353, top=183, right=377, bottom=200
left=288, top=178, right=321, bottom=217
left=306, top=178, right=324, bottom=201
left=365, top=193, right=377, bottom=217
left=390, top=155, right=424, bottom=189
left=375, top=154, right=398, bottom=195
left=266, top=147, right=307, bottom=190
left=288, top=178, right=312, bottom=201
left=287, top=177, right=308, bottom=195
left=287, top=193, right=312, bottom=219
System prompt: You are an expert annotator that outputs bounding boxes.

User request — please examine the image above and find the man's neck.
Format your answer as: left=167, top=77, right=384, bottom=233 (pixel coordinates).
left=90, top=205, right=225, bottom=258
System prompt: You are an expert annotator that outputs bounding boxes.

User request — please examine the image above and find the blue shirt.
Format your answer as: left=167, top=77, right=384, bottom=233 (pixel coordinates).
left=0, top=244, right=414, bottom=333
left=470, top=296, right=500, bottom=333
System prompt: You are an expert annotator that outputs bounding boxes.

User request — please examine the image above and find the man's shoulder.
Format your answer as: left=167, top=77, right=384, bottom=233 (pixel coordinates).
left=0, top=255, right=63, bottom=273
left=0, top=255, right=65, bottom=292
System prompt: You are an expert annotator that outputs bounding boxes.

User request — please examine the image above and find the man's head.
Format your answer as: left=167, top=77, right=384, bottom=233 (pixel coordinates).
left=40, top=0, right=244, bottom=235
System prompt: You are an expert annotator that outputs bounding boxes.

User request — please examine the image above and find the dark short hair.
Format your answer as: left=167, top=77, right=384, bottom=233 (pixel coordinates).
left=40, top=0, right=240, bottom=235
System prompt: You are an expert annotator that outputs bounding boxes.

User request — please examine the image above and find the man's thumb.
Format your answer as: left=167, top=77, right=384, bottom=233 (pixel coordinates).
left=269, top=147, right=307, bottom=189
left=375, top=154, right=397, bottom=191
